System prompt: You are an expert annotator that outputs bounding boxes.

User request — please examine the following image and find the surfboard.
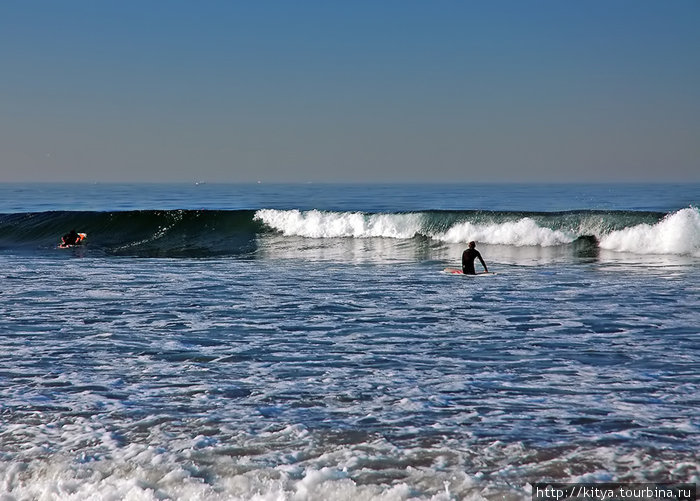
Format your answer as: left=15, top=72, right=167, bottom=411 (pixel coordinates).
left=443, top=268, right=496, bottom=276
left=59, top=233, right=87, bottom=249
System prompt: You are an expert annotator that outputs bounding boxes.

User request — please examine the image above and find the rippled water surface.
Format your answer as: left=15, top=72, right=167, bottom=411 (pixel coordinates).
left=0, top=184, right=698, bottom=500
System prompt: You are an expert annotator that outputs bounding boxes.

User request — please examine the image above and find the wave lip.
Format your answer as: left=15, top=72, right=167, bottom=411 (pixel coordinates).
left=254, top=209, right=423, bottom=239
left=436, top=217, right=575, bottom=247
left=599, top=207, right=700, bottom=257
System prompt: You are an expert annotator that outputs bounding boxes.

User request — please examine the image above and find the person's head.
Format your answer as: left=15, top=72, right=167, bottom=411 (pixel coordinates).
left=468, top=241, right=476, bottom=249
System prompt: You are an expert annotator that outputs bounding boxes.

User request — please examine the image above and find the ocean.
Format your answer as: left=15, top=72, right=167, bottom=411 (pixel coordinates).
left=0, top=183, right=698, bottom=500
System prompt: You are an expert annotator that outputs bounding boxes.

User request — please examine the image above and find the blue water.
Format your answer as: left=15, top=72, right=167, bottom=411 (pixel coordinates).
left=0, top=183, right=698, bottom=500
left=0, top=182, right=698, bottom=212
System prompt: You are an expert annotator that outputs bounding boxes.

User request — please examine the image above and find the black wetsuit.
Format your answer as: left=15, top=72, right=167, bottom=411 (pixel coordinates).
left=63, top=231, right=80, bottom=246
left=462, top=248, right=487, bottom=275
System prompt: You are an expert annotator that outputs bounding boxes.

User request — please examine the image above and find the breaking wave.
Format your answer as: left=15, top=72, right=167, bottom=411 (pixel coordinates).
left=1, top=207, right=698, bottom=258
left=255, top=207, right=700, bottom=257
left=599, top=207, right=700, bottom=256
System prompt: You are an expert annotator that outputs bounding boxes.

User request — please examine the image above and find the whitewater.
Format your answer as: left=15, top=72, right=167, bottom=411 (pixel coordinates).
left=0, top=183, right=698, bottom=501
left=253, top=206, right=700, bottom=256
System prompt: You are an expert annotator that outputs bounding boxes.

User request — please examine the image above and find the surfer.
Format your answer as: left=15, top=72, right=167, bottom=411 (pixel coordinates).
left=462, top=241, right=488, bottom=275
left=61, top=229, right=81, bottom=246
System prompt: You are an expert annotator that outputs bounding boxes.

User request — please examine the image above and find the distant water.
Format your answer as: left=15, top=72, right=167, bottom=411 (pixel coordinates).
left=0, top=183, right=698, bottom=500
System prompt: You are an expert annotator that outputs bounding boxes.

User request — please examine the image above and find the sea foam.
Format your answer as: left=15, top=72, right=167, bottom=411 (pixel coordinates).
left=254, top=209, right=422, bottom=239
left=599, top=207, right=700, bottom=256
left=436, top=217, right=574, bottom=247
left=254, top=210, right=575, bottom=247
left=254, top=207, right=700, bottom=256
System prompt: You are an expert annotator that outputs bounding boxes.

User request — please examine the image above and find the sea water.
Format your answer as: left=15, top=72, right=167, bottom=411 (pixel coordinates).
left=0, top=183, right=698, bottom=500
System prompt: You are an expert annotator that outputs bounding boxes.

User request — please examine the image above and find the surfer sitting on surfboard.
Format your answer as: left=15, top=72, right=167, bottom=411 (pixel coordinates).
left=462, top=241, right=488, bottom=275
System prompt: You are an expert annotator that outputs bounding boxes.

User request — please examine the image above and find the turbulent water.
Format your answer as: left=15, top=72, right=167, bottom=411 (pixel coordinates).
left=0, top=183, right=698, bottom=500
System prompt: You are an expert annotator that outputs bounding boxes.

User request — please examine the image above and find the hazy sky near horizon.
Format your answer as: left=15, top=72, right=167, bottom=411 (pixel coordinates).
left=1, top=1, right=699, bottom=183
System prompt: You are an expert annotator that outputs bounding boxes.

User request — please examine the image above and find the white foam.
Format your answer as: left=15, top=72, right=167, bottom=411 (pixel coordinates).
left=436, top=218, right=574, bottom=247
left=255, top=207, right=700, bottom=256
left=599, top=207, right=700, bottom=256
left=254, top=210, right=574, bottom=247
left=254, top=210, right=422, bottom=239
left=3, top=439, right=696, bottom=501
left=0, top=455, right=480, bottom=501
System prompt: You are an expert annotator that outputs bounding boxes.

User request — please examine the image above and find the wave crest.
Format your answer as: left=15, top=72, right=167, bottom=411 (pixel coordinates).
left=254, top=209, right=422, bottom=239
left=255, top=208, right=700, bottom=256
left=599, top=207, right=700, bottom=256
left=437, top=217, right=574, bottom=247
left=256, top=210, right=577, bottom=247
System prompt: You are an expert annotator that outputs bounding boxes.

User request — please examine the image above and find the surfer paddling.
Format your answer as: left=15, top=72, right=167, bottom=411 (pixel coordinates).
left=462, top=241, right=488, bottom=275
left=61, top=229, right=81, bottom=246
left=60, top=229, right=86, bottom=248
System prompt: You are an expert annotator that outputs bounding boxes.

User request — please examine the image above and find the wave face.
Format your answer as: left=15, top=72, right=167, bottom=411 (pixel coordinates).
left=2, top=207, right=699, bottom=257
left=0, top=210, right=261, bottom=257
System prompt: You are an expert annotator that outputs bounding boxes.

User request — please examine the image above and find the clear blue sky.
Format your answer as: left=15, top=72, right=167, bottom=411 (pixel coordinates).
left=1, top=1, right=699, bottom=182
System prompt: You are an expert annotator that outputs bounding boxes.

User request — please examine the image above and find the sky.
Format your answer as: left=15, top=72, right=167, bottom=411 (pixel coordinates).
left=1, top=1, right=699, bottom=183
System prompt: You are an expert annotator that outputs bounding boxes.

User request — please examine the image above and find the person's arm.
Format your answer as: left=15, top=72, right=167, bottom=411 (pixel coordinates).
left=478, top=253, right=488, bottom=273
